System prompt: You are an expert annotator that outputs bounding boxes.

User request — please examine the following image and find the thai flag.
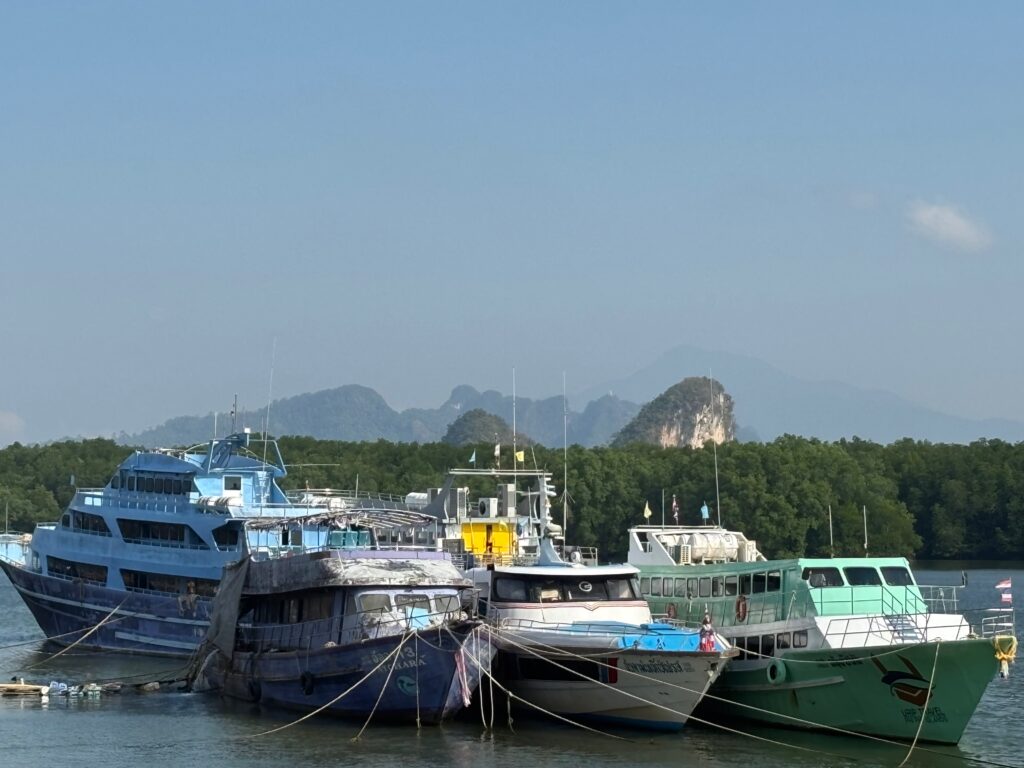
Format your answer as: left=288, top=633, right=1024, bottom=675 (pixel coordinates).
left=1001, top=592, right=1012, bottom=604
left=996, top=578, right=1012, bottom=590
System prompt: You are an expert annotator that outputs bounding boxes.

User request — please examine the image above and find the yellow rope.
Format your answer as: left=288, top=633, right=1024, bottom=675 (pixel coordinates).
left=993, top=634, right=1017, bottom=679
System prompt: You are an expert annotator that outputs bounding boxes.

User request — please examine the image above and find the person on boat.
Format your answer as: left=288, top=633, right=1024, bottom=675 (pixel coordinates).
left=699, top=612, right=716, bottom=652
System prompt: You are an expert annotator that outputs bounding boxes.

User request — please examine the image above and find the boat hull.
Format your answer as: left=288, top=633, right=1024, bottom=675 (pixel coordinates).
left=698, top=638, right=1000, bottom=744
left=0, top=560, right=209, bottom=656
left=499, top=647, right=726, bottom=731
left=204, top=623, right=493, bottom=724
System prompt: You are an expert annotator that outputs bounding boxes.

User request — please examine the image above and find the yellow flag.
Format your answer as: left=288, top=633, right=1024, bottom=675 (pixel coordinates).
left=643, top=502, right=652, bottom=519
left=515, top=450, right=525, bottom=463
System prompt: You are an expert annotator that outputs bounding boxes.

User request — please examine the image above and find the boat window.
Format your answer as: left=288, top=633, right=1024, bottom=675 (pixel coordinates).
left=47, top=556, right=107, bottom=585
left=604, top=578, right=636, bottom=600
left=565, top=579, right=608, bottom=601
left=698, top=577, right=711, bottom=598
left=128, top=476, right=136, bottom=491
left=724, top=575, right=738, bottom=596
left=73, top=512, right=110, bottom=535
left=144, top=477, right=154, bottom=493
left=802, top=567, right=844, bottom=587
left=396, top=594, right=432, bottom=614
left=172, top=479, right=182, bottom=494
left=843, top=567, right=882, bottom=586
left=793, top=630, right=808, bottom=648
left=766, top=571, right=781, bottom=592
left=111, top=474, right=120, bottom=489
left=739, top=574, right=752, bottom=595
left=776, top=632, right=791, bottom=650
left=434, top=595, right=460, bottom=615
left=746, top=635, right=760, bottom=657
left=303, top=591, right=333, bottom=621
left=761, top=633, right=775, bottom=657
left=212, top=524, right=240, bottom=549
left=712, top=576, right=723, bottom=597
left=157, top=478, right=167, bottom=494
left=687, top=577, right=698, bottom=598
left=358, top=593, right=392, bottom=614
left=752, top=573, right=767, bottom=594
left=640, top=577, right=651, bottom=595
left=674, top=578, right=687, bottom=597
left=532, top=579, right=565, bottom=603
left=60, top=513, right=71, bottom=529
left=224, top=476, right=242, bottom=492
left=494, top=578, right=528, bottom=601
left=881, top=566, right=914, bottom=586
left=649, top=578, right=662, bottom=597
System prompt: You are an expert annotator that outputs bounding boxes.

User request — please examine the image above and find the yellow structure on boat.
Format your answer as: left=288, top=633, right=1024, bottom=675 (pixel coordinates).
left=460, top=520, right=517, bottom=556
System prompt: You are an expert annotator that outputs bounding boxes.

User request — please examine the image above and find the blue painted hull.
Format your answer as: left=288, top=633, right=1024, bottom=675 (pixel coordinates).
left=0, top=560, right=209, bottom=656
left=205, top=623, right=493, bottom=723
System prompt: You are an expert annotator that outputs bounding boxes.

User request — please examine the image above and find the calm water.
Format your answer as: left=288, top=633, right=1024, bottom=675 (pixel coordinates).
left=1, top=566, right=1021, bottom=768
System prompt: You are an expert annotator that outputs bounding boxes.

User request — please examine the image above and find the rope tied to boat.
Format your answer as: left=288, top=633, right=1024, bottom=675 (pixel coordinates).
left=897, top=639, right=941, bottom=768
left=992, top=635, right=1016, bottom=680
left=23, top=597, right=129, bottom=670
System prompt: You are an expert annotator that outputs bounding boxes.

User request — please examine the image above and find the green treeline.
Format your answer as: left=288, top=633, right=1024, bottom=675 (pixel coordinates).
left=1, top=435, right=1022, bottom=562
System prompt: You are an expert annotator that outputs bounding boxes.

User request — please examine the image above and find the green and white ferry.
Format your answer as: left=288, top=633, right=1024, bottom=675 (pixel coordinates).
left=628, top=524, right=1016, bottom=744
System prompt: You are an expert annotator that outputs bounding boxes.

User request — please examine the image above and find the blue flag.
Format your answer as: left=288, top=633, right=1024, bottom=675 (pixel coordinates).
left=700, top=502, right=710, bottom=521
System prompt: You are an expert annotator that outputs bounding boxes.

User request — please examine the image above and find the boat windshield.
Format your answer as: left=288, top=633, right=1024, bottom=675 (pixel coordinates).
left=843, top=567, right=882, bottom=586
left=881, top=566, right=915, bottom=586
left=492, top=575, right=639, bottom=603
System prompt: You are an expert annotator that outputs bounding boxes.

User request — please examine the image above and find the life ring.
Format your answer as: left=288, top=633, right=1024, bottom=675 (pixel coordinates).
left=766, top=659, right=787, bottom=685
left=735, top=594, right=748, bottom=623
left=300, top=671, right=316, bottom=696
left=666, top=602, right=677, bottom=620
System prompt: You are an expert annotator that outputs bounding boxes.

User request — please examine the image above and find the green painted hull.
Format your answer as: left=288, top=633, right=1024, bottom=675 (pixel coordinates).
left=697, top=638, right=999, bottom=744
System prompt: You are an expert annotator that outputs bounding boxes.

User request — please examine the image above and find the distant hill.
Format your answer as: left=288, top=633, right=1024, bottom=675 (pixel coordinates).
left=612, top=377, right=736, bottom=447
left=443, top=409, right=519, bottom=446
left=125, top=384, right=639, bottom=448
left=578, top=344, right=1024, bottom=444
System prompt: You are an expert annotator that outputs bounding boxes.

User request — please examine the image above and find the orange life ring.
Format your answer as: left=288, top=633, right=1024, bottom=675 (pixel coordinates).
left=735, top=594, right=748, bottom=623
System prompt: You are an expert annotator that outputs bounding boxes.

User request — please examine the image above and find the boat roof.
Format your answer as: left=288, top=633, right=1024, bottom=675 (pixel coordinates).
left=484, top=563, right=639, bottom=578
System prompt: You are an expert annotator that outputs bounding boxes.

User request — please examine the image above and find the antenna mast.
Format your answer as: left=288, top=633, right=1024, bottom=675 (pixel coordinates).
left=562, top=371, right=569, bottom=538
left=262, top=338, right=277, bottom=463
left=512, top=367, right=517, bottom=464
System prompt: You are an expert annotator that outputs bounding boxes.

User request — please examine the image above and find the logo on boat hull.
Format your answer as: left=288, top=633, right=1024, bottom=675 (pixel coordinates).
left=871, top=654, right=932, bottom=706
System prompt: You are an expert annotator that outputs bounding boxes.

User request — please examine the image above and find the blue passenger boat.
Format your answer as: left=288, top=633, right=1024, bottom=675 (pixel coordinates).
left=193, top=523, right=493, bottom=723
left=0, top=431, right=426, bottom=657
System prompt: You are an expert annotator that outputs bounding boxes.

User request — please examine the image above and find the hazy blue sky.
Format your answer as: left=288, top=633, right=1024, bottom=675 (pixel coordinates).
left=2, top=3, right=1022, bottom=446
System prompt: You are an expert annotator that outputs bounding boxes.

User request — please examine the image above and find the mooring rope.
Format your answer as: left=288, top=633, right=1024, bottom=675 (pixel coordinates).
left=22, top=598, right=129, bottom=670
left=248, top=632, right=411, bottom=738
left=490, top=625, right=1022, bottom=768
left=897, top=639, right=940, bottom=768
left=352, top=631, right=411, bottom=741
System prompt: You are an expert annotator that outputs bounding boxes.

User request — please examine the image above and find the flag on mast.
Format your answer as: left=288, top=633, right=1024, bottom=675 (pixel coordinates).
left=469, top=450, right=476, bottom=466
left=700, top=502, right=709, bottom=521
left=643, top=502, right=652, bottom=520
left=1001, top=592, right=1012, bottom=604
left=671, top=494, right=679, bottom=522
left=996, top=578, right=1012, bottom=590
left=515, top=450, right=525, bottom=464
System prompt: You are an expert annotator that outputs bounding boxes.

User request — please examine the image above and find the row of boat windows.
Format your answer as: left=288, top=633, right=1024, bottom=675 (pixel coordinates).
left=60, top=511, right=240, bottom=548
left=248, top=591, right=462, bottom=625
left=728, top=630, right=809, bottom=660
left=801, top=566, right=914, bottom=588
left=640, top=565, right=916, bottom=599
left=492, top=576, right=640, bottom=603
left=641, top=572, right=782, bottom=600
left=45, top=556, right=217, bottom=595
left=110, top=473, right=194, bottom=495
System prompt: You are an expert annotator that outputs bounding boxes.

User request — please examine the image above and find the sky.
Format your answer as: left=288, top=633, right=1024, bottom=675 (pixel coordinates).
left=1, top=3, right=1022, bottom=446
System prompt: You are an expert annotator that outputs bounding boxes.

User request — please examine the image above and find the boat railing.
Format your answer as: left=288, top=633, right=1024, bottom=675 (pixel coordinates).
left=979, top=609, right=1016, bottom=639
left=495, top=617, right=684, bottom=637
left=283, top=488, right=411, bottom=506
